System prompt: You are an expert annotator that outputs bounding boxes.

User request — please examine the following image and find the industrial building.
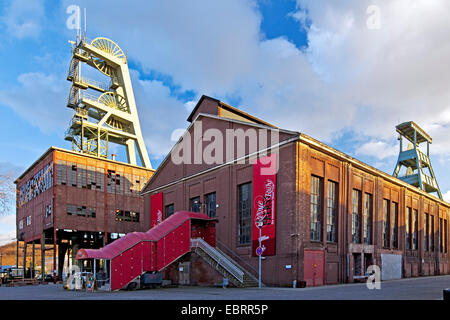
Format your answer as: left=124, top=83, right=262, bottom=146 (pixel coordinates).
left=14, top=35, right=154, bottom=280
left=14, top=34, right=450, bottom=290
left=14, top=147, right=153, bottom=279
left=139, top=95, right=449, bottom=287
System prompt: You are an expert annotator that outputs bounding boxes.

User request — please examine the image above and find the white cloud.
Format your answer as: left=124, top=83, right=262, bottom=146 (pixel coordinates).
left=0, top=72, right=72, bottom=134
left=443, top=190, right=450, bottom=203
left=131, top=70, right=189, bottom=160
left=355, top=140, right=398, bottom=160
left=0, top=0, right=45, bottom=39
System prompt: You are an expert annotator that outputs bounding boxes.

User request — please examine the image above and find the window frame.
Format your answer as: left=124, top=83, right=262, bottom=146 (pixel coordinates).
left=237, top=182, right=252, bottom=246
left=326, top=180, right=338, bottom=243
left=310, top=176, right=323, bottom=242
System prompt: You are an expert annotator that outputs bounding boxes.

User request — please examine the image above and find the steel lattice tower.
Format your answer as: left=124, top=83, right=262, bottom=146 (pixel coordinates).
left=393, top=121, right=442, bottom=199
left=65, top=37, right=152, bottom=169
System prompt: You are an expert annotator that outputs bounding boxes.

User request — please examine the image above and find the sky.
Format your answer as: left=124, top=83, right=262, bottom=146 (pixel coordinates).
left=1, top=0, right=450, bottom=245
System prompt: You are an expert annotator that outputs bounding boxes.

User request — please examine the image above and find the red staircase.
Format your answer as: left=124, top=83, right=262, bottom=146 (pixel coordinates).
left=76, top=211, right=216, bottom=291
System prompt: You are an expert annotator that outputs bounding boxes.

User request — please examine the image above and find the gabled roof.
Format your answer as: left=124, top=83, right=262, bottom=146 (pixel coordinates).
left=187, top=95, right=277, bottom=128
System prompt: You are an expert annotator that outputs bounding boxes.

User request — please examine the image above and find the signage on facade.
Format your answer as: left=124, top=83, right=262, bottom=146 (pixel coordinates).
left=150, top=192, right=163, bottom=227
left=18, top=161, right=53, bottom=207
left=252, top=153, right=277, bottom=256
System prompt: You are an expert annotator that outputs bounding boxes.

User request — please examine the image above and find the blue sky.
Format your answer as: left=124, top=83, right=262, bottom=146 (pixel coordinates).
left=1, top=0, right=450, bottom=245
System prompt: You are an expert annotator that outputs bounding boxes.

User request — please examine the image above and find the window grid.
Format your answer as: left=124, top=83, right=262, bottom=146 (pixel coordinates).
left=406, top=207, right=411, bottom=250
left=310, top=176, right=322, bottom=242
left=326, top=181, right=337, bottom=243
left=391, top=202, right=398, bottom=249
left=352, top=190, right=361, bottom=244
left=363, top=193, right=372, bottom=245
left=383, top=199, right=390, bottom=248
left=238, top=183, right=252, bottom=245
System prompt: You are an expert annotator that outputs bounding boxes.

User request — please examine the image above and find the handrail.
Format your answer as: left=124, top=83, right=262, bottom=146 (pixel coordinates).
left=76, top=76, right=109, bottom=91
left=190, top=238, right=244, bottom=283
left=215, top=239, right=259, bottom=279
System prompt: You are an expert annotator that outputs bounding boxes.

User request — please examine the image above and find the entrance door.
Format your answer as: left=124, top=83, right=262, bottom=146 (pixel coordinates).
left=178, top=262, right=190, bottom=285
left=304, top=250, right=325, bottom=286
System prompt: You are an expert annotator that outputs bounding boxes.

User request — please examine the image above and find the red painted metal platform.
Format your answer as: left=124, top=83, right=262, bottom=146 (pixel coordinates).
left=76, top=211, right=216, bottom=291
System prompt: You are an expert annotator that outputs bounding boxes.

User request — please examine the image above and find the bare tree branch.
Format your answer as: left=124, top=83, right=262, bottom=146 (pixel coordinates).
left=0, top=171, right=16, bottom=215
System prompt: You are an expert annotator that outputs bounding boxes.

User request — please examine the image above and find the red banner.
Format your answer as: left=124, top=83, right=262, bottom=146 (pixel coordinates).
left=150, top=192, right=163, bottom=228
left=252, top=153, right=277, bottom=256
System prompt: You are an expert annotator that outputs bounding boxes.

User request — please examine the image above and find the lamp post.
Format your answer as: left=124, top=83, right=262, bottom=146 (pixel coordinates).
left=256, top=221, right=263, bottom=289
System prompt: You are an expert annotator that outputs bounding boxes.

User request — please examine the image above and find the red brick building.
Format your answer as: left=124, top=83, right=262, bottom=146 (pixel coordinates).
left=142, top=95, right=450, bottom=286
left=15, top=147, right=154, bottom=278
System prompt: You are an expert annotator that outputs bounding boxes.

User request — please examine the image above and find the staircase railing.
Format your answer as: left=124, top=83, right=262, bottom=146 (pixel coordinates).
left=191, top=238, right=244, bottom=283
left=215, top=239, right=260, bottom=281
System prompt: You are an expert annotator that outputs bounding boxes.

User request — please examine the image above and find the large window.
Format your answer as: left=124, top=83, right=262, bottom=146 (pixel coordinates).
left=431, top=216, right=435, bottom=251
left=205, top=192, right=216, bottom=218
left=412, top=209, right=418, bottom=250
left=115, top=210, right=139, bottom=222
left=190, top=196, right=201, bottom=213
left=165, top=204, right=174, bottom=218
left=406, top=207, right=411, bottom=250
left=424, top=213, right=429, bottom=251
left=310, top=176, right=323, bottom=242
left=363, top=193, right=372, bottom=245
left=391, top=202, right=398, bottom=248
left=445, top=219, right=448, bottom=253
left=238, top=183, right=252, bottom=245
left=440, top=218, right=444, bottom=253
left=383, top=199, right=390, bottom=248
left=326, top=181, right=337, bottom=243
left=67, top=205, right=96, bottom=218
left=352, top=190, right=361, bottom=243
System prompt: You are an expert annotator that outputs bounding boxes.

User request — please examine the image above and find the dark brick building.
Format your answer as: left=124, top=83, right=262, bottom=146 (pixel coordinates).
left=15, top=147, right=154, bottom=278
left=142, top=95, right=450, bottom=286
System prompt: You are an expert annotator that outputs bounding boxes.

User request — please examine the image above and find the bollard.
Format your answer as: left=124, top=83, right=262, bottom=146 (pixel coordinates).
left=443, top=288, right=450, bottom=301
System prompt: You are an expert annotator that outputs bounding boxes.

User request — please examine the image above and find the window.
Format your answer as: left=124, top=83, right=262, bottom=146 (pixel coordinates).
left=352, top=190, right=361, bottom=243
left=115, top=210, right=140, bottom=222
left=26, top=216, right=32, bottom=226
left=19, top=220, right=23, bottom=230
left=67, top=205, right=76, bottom=216
left=363, top=193, right=372, bottom=245
left=406, top=207, right=411, bottom=250
left=310, top=176, right=323, bottom=242
left=445, top=220, right=448, bottom=253
left=45, top=204, right=52, bottom=218
left=391, top=202, right=398, bottom=248
left=424, top=213, right=429, bottom=251
left=412, top=209, right=418, bottom=250
left=165, top=204, right=174, bottom=218
left=431, top=216, right=435, bottom=251
left=205, top=192, right=216, bottom=218
left=67, top=205, right=95, bottom=218
left=440, top=218, right=444, bottom=253
left=326, top=181, right=337, bottom=243
left=383, top=199, right=390, bottom=248
left=190, top=196, right=201, bottom=213
left=238, top=183, right=252, bottom=245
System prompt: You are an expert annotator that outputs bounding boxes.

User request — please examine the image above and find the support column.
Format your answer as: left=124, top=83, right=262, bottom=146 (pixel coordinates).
left=53, top=228, right=57, bottom=282
left=32, top=242, right=35, bottom=279
left=41, top=232, right=45, bottom=280
left=16, top=240, right=19, bottom=269
left=22, top=242, right=27, bottom=280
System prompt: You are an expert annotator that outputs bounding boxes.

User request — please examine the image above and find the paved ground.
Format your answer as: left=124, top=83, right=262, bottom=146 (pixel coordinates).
left=0, top=275, right=449, bottom=300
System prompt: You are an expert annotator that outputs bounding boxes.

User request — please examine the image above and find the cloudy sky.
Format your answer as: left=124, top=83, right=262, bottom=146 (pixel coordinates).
left=1, top=0, right=450, bottom=245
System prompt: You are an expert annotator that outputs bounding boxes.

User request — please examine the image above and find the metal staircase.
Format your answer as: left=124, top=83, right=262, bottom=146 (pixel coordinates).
left=190, top=238, right=259, bottom=287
